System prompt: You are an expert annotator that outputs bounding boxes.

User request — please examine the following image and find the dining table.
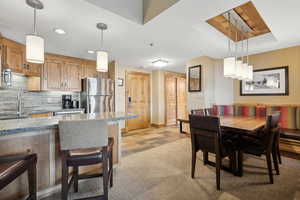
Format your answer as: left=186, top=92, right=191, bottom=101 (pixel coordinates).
left=177, top=115, right=267, bottom=176
left=177, top=115, right=266, bottom=133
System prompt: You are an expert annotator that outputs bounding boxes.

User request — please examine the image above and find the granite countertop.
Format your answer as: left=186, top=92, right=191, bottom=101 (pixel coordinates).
left=0, top=112, right=137, bottom=136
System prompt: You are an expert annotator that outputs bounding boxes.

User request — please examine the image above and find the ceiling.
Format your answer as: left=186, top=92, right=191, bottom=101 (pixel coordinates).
left=0, top=0, right=300, bottom=73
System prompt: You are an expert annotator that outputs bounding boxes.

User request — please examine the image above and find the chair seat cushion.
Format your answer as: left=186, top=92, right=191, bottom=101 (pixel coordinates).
left=67, top=137, right=114, bottom=166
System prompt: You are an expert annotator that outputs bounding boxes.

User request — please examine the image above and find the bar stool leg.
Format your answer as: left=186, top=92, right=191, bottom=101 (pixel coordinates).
left=61, top=152, right=69, bottom=200
left=102, top=147, right=109, bottom=200
left=73, top=166, right=79, bottom=192
left=109, top=149, right=113, bottom=188
left=27, top=160, right=37, bottom=200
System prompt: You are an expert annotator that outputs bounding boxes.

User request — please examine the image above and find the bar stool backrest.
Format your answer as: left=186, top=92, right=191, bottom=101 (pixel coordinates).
left=59, top=119, right=108, bottom=151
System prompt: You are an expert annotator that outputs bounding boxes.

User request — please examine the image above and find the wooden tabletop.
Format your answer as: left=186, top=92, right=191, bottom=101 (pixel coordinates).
left=177, top=116, right=266, bottom=132
left=219, top=116, right=266, bottom=132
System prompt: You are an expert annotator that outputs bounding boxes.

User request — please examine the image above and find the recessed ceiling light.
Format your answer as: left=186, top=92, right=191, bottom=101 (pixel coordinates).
left=152, top=59, right=168, bottom=67
left=53, top=28, right=66, bottom=35
left=88, top=50, right=95, bottom=54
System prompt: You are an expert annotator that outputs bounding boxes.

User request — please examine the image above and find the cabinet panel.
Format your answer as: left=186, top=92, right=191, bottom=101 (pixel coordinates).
left=2, top=39, right=24, bottom=73
left=26, top=62, right=42, bottom=76
left=65, top=61, right=81, bottom=91
left=42, top=58, right=63, bottom=90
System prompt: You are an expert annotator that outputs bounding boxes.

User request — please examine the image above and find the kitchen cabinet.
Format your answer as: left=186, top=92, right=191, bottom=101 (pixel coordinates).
left=82, top=60, right=98, bottom=78
left=42, top=54, right=82, bottom=91
left=2, top=38, right=24, bottom=73
left=64, top=59, right=82, bottom=91
left=1, top=38, right=41, bottom=76
left=82, top=60, right=108, bottom=79
left=42, top=55, right=64, bottom=91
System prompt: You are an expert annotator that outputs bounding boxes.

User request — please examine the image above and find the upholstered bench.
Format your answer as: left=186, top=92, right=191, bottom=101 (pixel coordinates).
left=212, top=104, right=300, bottom=154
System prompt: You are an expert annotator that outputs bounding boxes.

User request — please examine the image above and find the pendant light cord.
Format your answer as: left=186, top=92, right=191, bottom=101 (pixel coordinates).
left=227, top=12, right=231, bottom=56
left=33, top=8, right=37, bottom=35
left=101, top=29, right=104, bottom=50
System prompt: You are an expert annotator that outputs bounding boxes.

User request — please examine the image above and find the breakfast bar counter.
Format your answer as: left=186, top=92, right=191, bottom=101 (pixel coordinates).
left=0, top=112, right=137, bottom=200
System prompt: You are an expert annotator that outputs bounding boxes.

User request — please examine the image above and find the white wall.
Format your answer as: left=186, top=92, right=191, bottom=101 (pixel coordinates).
left=186, top=56, right=234, bottom=112
left=214, top=59, right=234, bottom=105
left=186, top=56, right=215, bottom=112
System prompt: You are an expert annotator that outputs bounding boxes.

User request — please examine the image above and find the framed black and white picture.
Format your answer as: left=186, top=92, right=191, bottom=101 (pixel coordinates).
left=240, top=66, right=289, bottom=96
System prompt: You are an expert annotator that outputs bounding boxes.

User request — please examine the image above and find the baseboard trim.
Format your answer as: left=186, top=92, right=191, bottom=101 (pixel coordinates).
left=151, top=123, right=166, bottom=128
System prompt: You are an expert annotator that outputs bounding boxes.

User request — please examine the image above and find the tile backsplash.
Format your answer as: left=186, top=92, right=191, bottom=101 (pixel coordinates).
left=0, top=73, right=80, bottom=116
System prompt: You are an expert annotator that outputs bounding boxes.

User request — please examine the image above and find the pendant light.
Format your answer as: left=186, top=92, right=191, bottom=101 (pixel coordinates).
left=246, top=36, right=253, bottom=81
left=241, top=30, right=248, bottom=80
left=26, top=0, right=44, bottom=64
left=96, top=23, right=108, bottom=72
left=223, top=12, right=236, bottom=78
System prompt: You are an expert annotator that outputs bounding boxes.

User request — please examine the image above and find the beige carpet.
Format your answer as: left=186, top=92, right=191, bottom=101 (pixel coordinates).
left=42, top=138, right=300, bottom=200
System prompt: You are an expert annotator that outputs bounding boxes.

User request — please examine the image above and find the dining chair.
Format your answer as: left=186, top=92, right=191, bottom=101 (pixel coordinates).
left=0, top=153, right=37, bottom=200
left=237, top=113, right=280, bottom=184
left=59, top=119, right=114, bottom=200
left=189, top=115, right=237, bottom=190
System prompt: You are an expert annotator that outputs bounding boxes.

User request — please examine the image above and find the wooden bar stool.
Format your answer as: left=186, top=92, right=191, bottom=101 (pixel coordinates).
left=0, top=153, right=37, bottom=200
left=59, top=119, right=114, bottom=200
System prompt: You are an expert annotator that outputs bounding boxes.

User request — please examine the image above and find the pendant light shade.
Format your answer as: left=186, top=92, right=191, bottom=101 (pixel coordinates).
left=247, top=65, right=253, bottom=81
left=26, top=34, right=44, bottom=63
left=241, top=63, right=248, bottom=80
left=96, top=23, right=108, bottom=72
left=96, top=50, right=108, bottom=72
left=235, top=60, right=243, bottom=80
left=223, top=57, right=236, bottom=77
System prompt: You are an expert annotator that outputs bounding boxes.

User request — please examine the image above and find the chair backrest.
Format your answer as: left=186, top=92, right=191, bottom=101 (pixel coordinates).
left=191, top=109, right=206, bottom=116
left=59, top=119, right=108, bottom=151
left=262, top=112, right=280, bottom=151
left=205, top=108, right=213, bottom=116
left=189, top=115, right=222, bottom=154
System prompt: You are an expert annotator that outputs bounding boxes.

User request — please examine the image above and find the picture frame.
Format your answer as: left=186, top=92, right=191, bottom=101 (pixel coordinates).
left=240, top=66, right=289, bottom=96
left=188, top=65, right=201, bottom=92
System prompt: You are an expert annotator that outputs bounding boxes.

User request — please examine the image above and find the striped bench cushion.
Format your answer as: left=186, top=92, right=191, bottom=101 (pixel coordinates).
left=212, top=105, right=234, bottom=116
left=235, top=105, right=256, bottom=117
left=256, top=106, right=267, bottom=118
left=267, top=106, right=297, bottom=129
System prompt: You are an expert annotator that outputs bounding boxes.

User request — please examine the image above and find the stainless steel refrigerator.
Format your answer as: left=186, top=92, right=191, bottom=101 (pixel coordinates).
left=81, top=78, right=115, bottom=113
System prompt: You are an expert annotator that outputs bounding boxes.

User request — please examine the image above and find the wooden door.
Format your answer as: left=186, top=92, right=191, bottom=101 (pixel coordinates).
left=126, top=72, right=150, bottom=131
left=176, top=77, right=187, bottom=120
left=2, top=39, right=24, bottom=73
left=42, top=58, right=63, bottom=90
left=165, top=75, right=177, bottom=125
left=65, top=61, right=81, bottom=91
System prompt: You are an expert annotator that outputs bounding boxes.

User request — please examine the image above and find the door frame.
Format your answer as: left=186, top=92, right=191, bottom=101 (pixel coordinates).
left=125, top=71, right=151, bottom=131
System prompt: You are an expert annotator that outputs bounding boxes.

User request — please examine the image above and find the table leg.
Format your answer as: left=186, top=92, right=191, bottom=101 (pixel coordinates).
left=237, top=150, right=243, bottom=177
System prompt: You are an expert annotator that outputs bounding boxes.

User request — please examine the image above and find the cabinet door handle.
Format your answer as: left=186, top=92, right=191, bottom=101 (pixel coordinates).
left=23, top=64, right=27, bottom=69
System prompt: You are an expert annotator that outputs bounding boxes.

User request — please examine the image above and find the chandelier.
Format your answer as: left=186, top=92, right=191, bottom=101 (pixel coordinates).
left=223, top=11, right=253, bottom=81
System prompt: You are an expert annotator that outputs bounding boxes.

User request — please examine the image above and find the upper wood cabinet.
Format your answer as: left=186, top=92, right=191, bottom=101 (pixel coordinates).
left=42, top=55, right=64, bottom=91
left=1, top=38, right=41, bottom=76
left=82, top=60, right=97, bottom=78
left=2, top=38, right=25, bottom=73
left=41, top=54, right=82, bottom=92
left=64, top=59, right=82, bottom=91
